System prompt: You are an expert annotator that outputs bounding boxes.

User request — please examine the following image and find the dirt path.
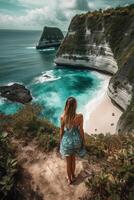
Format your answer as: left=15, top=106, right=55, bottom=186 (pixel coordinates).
left=13, top=139, right=93, bottom=200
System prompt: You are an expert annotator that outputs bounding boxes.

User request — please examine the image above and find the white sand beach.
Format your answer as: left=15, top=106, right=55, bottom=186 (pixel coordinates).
left=84, top=75, right=123, bottom=135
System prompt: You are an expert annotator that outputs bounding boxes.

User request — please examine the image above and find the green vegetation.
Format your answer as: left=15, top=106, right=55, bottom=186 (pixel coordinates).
left=1, top=104, right=59, bottom=152
left=0, top=104, right=59, bottom=199
left=85, top=133, right=134, bottom=200
left=57, top=14, right=87, bottom=56
left=0, top=131, right=44, bottom=200
left=103, top=5, right=134, bottom=66
left=103, top=5, right=134, bottom=128
left=39, top=27, right=64, bottom=44
left=0, top=104, right=134, bottom=199
left=12, top=104, right=59, bottom=151
left=0, top=132, right=18, bottom=200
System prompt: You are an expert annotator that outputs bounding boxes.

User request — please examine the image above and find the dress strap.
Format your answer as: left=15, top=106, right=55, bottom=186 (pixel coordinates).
left=64, top=124, right=80, bottom=131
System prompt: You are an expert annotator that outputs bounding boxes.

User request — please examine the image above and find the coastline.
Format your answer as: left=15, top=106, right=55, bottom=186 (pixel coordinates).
left=83, top=74, right=123, bottom=134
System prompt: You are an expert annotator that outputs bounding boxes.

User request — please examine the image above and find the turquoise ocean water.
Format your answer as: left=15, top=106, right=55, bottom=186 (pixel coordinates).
left=0, top=29, right=107, bottom=126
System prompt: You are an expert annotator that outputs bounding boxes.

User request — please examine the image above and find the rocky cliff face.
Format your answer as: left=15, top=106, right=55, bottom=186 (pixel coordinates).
left=117, top=95, right=134, bottom=133
left=55, top=5, right=134, bottom=133
left=55, top=11, right=118, bottom=74
left=36, top=26, right=64, bottom=49
left=105, top=5, right=134, bottom=133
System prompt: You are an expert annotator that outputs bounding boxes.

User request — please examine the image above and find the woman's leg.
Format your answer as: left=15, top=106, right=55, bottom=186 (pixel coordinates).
left=71, top=155, right=76, bottom=178
left=66, top=156, right=72, bottom=183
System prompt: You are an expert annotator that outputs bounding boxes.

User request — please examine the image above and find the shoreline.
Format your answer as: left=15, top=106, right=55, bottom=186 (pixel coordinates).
left=83, top=74, right=123, bottom=135
left=55, top=59, right=117, bottom=75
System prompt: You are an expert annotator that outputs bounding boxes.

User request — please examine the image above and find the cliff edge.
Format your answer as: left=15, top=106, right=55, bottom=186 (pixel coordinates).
left=55, top=4, right=134, bottom=133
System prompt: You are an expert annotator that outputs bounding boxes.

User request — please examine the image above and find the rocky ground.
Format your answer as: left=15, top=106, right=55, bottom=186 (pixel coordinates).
left=11, top=138, right=99, bottom=200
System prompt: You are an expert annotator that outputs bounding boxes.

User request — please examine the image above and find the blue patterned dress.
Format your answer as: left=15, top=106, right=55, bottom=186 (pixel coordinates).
left=60, top=126, right=87, bottom=158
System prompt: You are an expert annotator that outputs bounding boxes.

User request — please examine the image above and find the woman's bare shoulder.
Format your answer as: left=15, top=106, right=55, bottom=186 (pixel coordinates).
left=60, top=114, right=64, bottom=120
left=60, top=114, right=65, bottom=126
left=75, top=113, right=83, bottom=121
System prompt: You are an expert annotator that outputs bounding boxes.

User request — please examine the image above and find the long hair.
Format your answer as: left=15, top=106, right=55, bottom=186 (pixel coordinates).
left=63, top=97, right=77, bottom=128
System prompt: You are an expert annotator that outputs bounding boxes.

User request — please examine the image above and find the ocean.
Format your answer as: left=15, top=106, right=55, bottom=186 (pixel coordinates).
left=0, top=29, right=108, bottom=126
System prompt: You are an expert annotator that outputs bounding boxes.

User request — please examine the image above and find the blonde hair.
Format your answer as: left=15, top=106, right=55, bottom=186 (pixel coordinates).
left=63, top=97, right=77, bottom=128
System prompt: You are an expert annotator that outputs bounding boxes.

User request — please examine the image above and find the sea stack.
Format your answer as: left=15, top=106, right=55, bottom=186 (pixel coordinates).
left=36, top=26, right=64, bottom=49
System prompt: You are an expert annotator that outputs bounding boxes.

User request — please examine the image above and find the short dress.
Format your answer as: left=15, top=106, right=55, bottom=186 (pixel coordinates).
left=60, top=125, right=87, bottom=158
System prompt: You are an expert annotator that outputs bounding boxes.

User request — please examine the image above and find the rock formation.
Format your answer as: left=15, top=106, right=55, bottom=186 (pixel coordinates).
left=36, top=26, right=64, bottom=49
left=55, top=4, right=134, bottom=133
left=104, top=5, right=134, bottom=133
left=55, top=11, right=118, bottom=74
left=0, top=83, right=32, bottom=104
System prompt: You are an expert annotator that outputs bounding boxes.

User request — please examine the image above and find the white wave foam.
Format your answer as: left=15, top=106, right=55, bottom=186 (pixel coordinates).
left=0, top=97, right=6, bottom=106
left=45, top=92, right=61, bottom=106
left=26, top=47, right=36, bottom=49
left=34, top=70, right=61, bottom=83
left=41, top=70, right=53, bottom=76
left=7, top=82, right=22, bottom=86
left=82, top=75, right=111, bottom=130
left=38, top=48, right=55, bottom=52
left=90, top=70, right=111, bottom=81
left=7, top=82, right=15, bottom=86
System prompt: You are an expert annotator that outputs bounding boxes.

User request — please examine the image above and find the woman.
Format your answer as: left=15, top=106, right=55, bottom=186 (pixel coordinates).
left=59, top=97, right=86, bottom=185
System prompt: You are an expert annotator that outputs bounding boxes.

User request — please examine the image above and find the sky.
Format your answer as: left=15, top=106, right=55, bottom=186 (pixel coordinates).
left=0, top=0, right=133, bottom=30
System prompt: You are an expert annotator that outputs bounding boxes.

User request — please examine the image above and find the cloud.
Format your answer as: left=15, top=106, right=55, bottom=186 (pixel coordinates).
left=75, top=0, right=89, bottom=11
left=0, top=8, right=60, bottom=30
left=0, top=0, right=77, bottom=30
left=0, top=1, right=74, bottom=30
left=0, top=0, right=133, bottom=30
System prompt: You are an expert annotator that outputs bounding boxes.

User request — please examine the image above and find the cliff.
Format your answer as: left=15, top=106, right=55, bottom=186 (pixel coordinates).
left=55, top=12, right=118, bottom=74
left=36, top=26, right=64, bottom=49
left=55, top=5, right=134, bottom=133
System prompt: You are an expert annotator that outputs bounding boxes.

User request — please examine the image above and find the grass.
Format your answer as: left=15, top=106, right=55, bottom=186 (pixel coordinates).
left=0, top=103, right=59, bottom=152
left=84, top=133, right=134, bottom=200
left=0, top=132, right=18, bottom=200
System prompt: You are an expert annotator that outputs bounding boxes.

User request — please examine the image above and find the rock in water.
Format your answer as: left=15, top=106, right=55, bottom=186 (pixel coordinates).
left=36, top=26, right=64, bottom=49
left=0, top=83, right=32, bottom=104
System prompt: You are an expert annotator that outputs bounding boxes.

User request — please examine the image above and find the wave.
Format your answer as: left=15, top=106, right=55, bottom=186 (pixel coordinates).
left=38, top=48, right=55, bottom=52
left=0, top=98, right=5, bottom=106
left=7, top=82, right=15, bottom=86
left=7, top=81, right=23, bottom=86
left=82, top=75, right=110, bottom=129
left=34, top=70, right=61, bottom=83
left=90, top=70, right=111, bottom=80
left=26, top=47, right=36, bottom=49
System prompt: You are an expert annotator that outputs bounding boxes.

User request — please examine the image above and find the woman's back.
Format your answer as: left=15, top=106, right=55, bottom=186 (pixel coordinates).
left=61, top=113, right=82, bottom=130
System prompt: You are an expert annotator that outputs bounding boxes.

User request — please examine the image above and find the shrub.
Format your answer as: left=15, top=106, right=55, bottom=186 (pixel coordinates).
left=85, top=133, right=134, bottom=200
left=37, top=128, right=57, bottom=152
left=11, top=103, right=42, bottom=137
left=10, top=103, right=59, bottom=151
left=0, top=132, right=18, bottom=200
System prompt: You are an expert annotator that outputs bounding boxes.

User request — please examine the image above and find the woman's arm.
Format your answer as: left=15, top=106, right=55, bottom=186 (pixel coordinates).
left=78, top=114, right=85, bottom=145
left=60, top=116, right=64, bottom=142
